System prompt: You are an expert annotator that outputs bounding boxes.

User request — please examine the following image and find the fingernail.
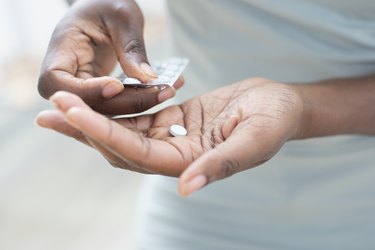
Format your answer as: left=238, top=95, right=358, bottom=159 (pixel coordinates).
left=181, top=175, right=207, bottom=196
left=140, top=63, right=157, bottom=77
left=102, top=80, right=124, bottom=98
left=158, top=87, right=175, bottom=102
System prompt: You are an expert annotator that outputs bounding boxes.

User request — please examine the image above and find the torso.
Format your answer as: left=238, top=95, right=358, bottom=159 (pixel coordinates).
left=136, top=1, right=375, bottom=249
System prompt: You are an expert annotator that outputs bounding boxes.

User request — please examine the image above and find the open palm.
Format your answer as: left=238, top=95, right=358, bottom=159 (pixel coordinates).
left=37, top=78, right=303, bottom=195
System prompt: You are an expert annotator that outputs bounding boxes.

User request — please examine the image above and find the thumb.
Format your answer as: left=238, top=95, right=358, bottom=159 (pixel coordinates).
left=178, top=129, right=272, bottom=197
left=117, top=38, right=157, bottom=82
left=107, top=9, right=156, bottom=83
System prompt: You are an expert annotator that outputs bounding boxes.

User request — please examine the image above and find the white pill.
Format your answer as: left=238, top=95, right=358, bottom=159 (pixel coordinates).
left=169, top=124, right=187, bottom=137
left=123, top=77, right=141, bottom=84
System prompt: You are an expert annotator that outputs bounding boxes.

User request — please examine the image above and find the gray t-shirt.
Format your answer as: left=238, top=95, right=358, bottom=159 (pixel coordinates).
left=136, top=1, right=375, bottom=249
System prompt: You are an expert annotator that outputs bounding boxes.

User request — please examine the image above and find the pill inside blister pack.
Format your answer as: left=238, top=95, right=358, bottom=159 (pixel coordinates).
left=118, top=57, right=189, bottom=88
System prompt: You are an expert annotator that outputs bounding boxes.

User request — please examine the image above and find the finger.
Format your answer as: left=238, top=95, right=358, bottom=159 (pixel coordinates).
left=106, top=4, right=157, bottom=83
left=36, top=110, right=89, bottom=146
left=36, top=104, right=152, bottom=173
left=36, top=108, right=151, bottom=174
left=39, top=65, right=124, bottom=103
left=173, top=75, right=185, bottom=90
left=39, top=23, right=124, bottom=102
left=178, top=128, right=273, bottom=196
left=91, top=85, right=176, bottom=115
left=40, top=65, right=175, bottom=116
left=51, top=91, right=185, bottom=176
left=85, top=137, right=153, bottom=174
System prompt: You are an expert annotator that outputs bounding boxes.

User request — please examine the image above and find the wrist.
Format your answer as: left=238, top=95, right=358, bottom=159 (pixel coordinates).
left=288, top=84, right=314, bottom=140
left=287, top=76, right=375, bottom=139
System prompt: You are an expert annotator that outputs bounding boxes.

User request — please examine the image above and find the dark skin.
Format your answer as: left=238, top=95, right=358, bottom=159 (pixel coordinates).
left=38, top=0, right=375, bottom=196
left=39, top=79, right=303, bottom=176
left=38, top=0, right=181, bottom=115
left=37, top=74, right=375, bottom=196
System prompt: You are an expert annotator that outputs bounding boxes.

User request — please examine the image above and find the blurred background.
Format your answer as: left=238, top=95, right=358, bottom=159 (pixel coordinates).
left=0, top=0, right=168, bottom=249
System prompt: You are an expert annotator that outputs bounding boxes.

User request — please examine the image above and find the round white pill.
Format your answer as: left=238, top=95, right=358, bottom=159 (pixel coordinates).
left=123, top=77, right=141, bottom=84
left=169, top=124, right=187, bottom=137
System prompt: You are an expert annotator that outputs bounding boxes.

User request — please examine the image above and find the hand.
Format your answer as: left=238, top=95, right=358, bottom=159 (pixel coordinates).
left=38, top=0, right=180, bottom=115
left=36, top=78, right=304, bottom=196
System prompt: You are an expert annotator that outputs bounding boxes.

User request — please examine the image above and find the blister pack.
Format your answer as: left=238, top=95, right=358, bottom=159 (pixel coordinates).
left=118, top=57, right=189, bottom=88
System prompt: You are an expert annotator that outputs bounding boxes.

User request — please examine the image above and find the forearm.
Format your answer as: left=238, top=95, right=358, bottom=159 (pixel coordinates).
left=292, top=75, right=375, bottom=139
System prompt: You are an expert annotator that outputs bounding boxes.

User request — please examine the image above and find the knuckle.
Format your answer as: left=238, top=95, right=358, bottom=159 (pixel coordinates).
left=104, top=1, right=130, bottom=14
left=107, top=159, right=130, bottom=170
left=138, top=133, right=152, bottom=159
left=132, top=94, right=146, bottom=113
left=108, top=160, right=121, bottom=169
left=76, top=78, right=96, bottom=105
left=106, top=1, right=143, bottom=24
left=125, top=39, right=146, bottom=58
left=111, top=3, right=132, bottom=16
left=219, top=156, right=240, bottom=179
